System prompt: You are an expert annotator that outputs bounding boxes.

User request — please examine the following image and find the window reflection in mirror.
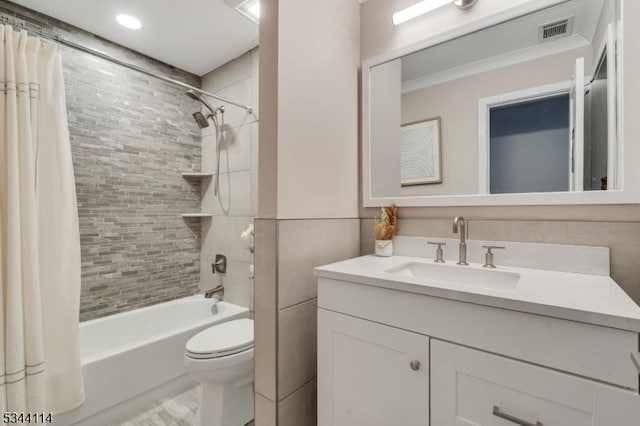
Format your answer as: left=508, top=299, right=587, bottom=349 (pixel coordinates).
left=368, top=0, right=620, bottom=199
left=489, top=94, right=570, bottom=194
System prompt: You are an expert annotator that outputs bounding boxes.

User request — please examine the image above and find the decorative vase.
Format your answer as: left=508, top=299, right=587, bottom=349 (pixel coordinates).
left=375, top=239, right=393, bottom=257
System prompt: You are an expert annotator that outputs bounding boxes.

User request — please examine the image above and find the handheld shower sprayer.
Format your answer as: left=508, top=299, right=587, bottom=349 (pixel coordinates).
left=186, top=89, right=216, bottom=114
left=186, top=89, right=225, bottom=197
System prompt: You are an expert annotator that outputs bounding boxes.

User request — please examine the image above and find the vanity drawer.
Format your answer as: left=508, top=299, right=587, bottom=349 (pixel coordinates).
left=431, top=339, right=640, bottom=426
left=318, top=278, right=640, bottom=390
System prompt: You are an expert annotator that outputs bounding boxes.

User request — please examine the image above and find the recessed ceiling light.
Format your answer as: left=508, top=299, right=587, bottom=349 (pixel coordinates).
left=116, top=14, right=142, bottom=30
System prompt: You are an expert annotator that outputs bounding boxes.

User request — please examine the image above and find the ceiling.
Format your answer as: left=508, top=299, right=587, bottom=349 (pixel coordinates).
left=10, top=0, right=259, bottom=76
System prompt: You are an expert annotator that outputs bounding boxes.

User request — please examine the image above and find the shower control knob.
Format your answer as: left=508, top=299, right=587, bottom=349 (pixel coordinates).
left=410, top=360, right=421, bottom=371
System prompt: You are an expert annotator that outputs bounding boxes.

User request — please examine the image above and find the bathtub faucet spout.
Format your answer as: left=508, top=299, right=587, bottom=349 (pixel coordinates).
left=205, top=285, right=224, bottom=315
left=204, top=284, right=224, bottom=300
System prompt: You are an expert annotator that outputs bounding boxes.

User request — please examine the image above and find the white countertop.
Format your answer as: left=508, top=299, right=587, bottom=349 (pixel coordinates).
left=314, top=254, right=640, bottom=332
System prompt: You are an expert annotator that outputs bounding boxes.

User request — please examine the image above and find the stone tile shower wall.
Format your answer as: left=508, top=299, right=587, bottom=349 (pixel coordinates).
left=0, top=2, right=203, bottom=320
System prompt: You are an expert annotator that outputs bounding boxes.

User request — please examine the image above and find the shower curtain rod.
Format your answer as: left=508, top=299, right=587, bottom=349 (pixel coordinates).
left=0, top=15, right=254, bottom=113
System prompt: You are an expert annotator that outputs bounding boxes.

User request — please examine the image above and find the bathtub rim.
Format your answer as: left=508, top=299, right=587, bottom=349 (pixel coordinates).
left=79, top=295, right=250, bottom=365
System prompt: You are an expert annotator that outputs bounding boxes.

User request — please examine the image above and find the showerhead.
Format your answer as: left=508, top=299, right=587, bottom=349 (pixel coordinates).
left=192, top=111, right=210, bottom=129
left=186, top=89, right=217, bottom=115
left=186, top=89, right=226, bottom=128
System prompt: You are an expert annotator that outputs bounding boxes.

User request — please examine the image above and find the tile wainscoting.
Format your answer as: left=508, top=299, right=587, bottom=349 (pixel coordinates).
left=254, top=218, right=360, bottom=426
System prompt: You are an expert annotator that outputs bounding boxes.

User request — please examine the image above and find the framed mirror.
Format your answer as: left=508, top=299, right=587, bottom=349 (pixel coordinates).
left=363, top=0, right=637, bottom=207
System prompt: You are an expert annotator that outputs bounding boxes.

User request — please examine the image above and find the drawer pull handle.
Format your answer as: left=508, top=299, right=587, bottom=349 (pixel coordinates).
left=632, top=352, right=640, bottom=374
left=409, top=360, right=421, bottom=371
left=493, top=406, right=542, bottom=426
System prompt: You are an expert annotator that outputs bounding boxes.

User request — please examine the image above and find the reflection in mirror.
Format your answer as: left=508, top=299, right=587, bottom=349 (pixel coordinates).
left=368, top=0, right=620, bottom=200
left=401, top=117, right=442, bottom=186
left=489, top=94, right=570, bottom=194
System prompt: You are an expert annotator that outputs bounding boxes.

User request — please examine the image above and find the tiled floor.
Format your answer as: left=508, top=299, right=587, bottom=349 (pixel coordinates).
left=116, top=386, right=200, bottom=426
left=114, top=386, right=255, bottom=426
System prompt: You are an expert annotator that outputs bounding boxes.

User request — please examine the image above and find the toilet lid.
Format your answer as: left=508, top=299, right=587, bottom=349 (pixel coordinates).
left=186, top=319, right=254, bottom=358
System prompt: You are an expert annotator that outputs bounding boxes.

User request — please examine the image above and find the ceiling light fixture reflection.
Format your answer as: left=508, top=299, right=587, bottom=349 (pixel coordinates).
left=392, top=0, right=478, bottom=26
left=237, top=0, right=261, bottom=23
left=248, top=2, right=260, bottom=18
left=116, top=14, right=142, bottom=30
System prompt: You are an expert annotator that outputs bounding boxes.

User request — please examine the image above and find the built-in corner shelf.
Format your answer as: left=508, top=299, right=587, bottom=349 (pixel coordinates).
left=181, top=172, right=212, bottom=218
left=181, top=213, right=213, bottom=219
left=182, top=172, right=213, bottom=178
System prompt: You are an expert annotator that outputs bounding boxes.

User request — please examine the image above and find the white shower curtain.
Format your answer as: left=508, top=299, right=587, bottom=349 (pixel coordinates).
left=1, top=25, right=84, bottom=413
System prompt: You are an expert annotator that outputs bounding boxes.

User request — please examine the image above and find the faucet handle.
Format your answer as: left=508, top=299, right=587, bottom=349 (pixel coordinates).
left=212, top=254, right=227, bottom=274
left=427, top=242, right=446, bottom=263
left=482, top=245, right=505, bottom=268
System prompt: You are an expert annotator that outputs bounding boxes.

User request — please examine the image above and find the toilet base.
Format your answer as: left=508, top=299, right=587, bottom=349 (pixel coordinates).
left=194, top=375, right=254, bottom=426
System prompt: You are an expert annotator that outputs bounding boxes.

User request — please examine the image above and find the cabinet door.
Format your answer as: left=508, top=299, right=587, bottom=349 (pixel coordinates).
left=431, top=339, right=640, bottom=426
left=318, top=309, right=430, bottom=426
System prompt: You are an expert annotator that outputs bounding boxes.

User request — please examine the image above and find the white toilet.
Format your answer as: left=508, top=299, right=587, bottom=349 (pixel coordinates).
left=185, top=318, right=254, bottom=426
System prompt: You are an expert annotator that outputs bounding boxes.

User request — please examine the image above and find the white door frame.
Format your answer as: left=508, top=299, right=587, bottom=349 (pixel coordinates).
left=590, top=23, right=618, bottom=190
left=477, top=81, right=572, bottom=195
left=570, top=57, right=586, bottom=192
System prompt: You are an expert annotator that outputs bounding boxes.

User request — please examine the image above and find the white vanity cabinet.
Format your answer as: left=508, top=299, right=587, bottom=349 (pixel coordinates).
left=431, top=339, right=640, bottom=426
left=317, top=310, right=430, bottom=426
left=316, top=268, right=640, bottom=426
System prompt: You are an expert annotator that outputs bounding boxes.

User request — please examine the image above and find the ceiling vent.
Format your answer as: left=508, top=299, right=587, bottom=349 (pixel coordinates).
left=538, top=16, right=574, bottom=42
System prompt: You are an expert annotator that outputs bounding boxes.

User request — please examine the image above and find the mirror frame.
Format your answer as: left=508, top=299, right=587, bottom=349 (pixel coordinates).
left=362, top=0, right=639, bottom=207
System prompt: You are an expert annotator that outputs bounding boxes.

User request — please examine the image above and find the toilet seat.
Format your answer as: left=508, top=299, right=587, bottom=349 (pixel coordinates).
left=184, top=317, right=254, bottom=426
left=186, top=318, right=254, bottom=360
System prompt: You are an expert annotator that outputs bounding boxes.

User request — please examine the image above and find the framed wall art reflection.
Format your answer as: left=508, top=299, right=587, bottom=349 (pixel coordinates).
left=400, top=117, right=442, bottom=186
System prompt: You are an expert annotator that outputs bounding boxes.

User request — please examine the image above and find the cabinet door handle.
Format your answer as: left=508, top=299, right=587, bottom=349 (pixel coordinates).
left=632, top=352, right=640, bottom=374
left=409, top=360, right=420, bottom=371
left=493, top=406, right=543, bottom=426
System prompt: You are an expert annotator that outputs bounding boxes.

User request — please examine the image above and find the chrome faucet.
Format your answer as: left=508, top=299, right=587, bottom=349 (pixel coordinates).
left=452, top=216, right=469, bottom=265
left=205, top=284, right=224, bottom=300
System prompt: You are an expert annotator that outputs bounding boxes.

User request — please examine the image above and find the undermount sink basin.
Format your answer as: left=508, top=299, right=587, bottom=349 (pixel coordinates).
left=384, top=262, right=520, bottom=290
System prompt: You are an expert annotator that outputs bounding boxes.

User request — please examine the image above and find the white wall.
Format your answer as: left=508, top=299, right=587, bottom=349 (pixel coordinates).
left=259, top=0, right=360, bottom=219
left=277, top=0, right=360, bottom=218
left=258, top=0, right=278, bottom=219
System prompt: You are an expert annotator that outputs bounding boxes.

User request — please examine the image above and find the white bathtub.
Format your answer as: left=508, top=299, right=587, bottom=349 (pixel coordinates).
left=55, top=296, right=250, bottom=425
